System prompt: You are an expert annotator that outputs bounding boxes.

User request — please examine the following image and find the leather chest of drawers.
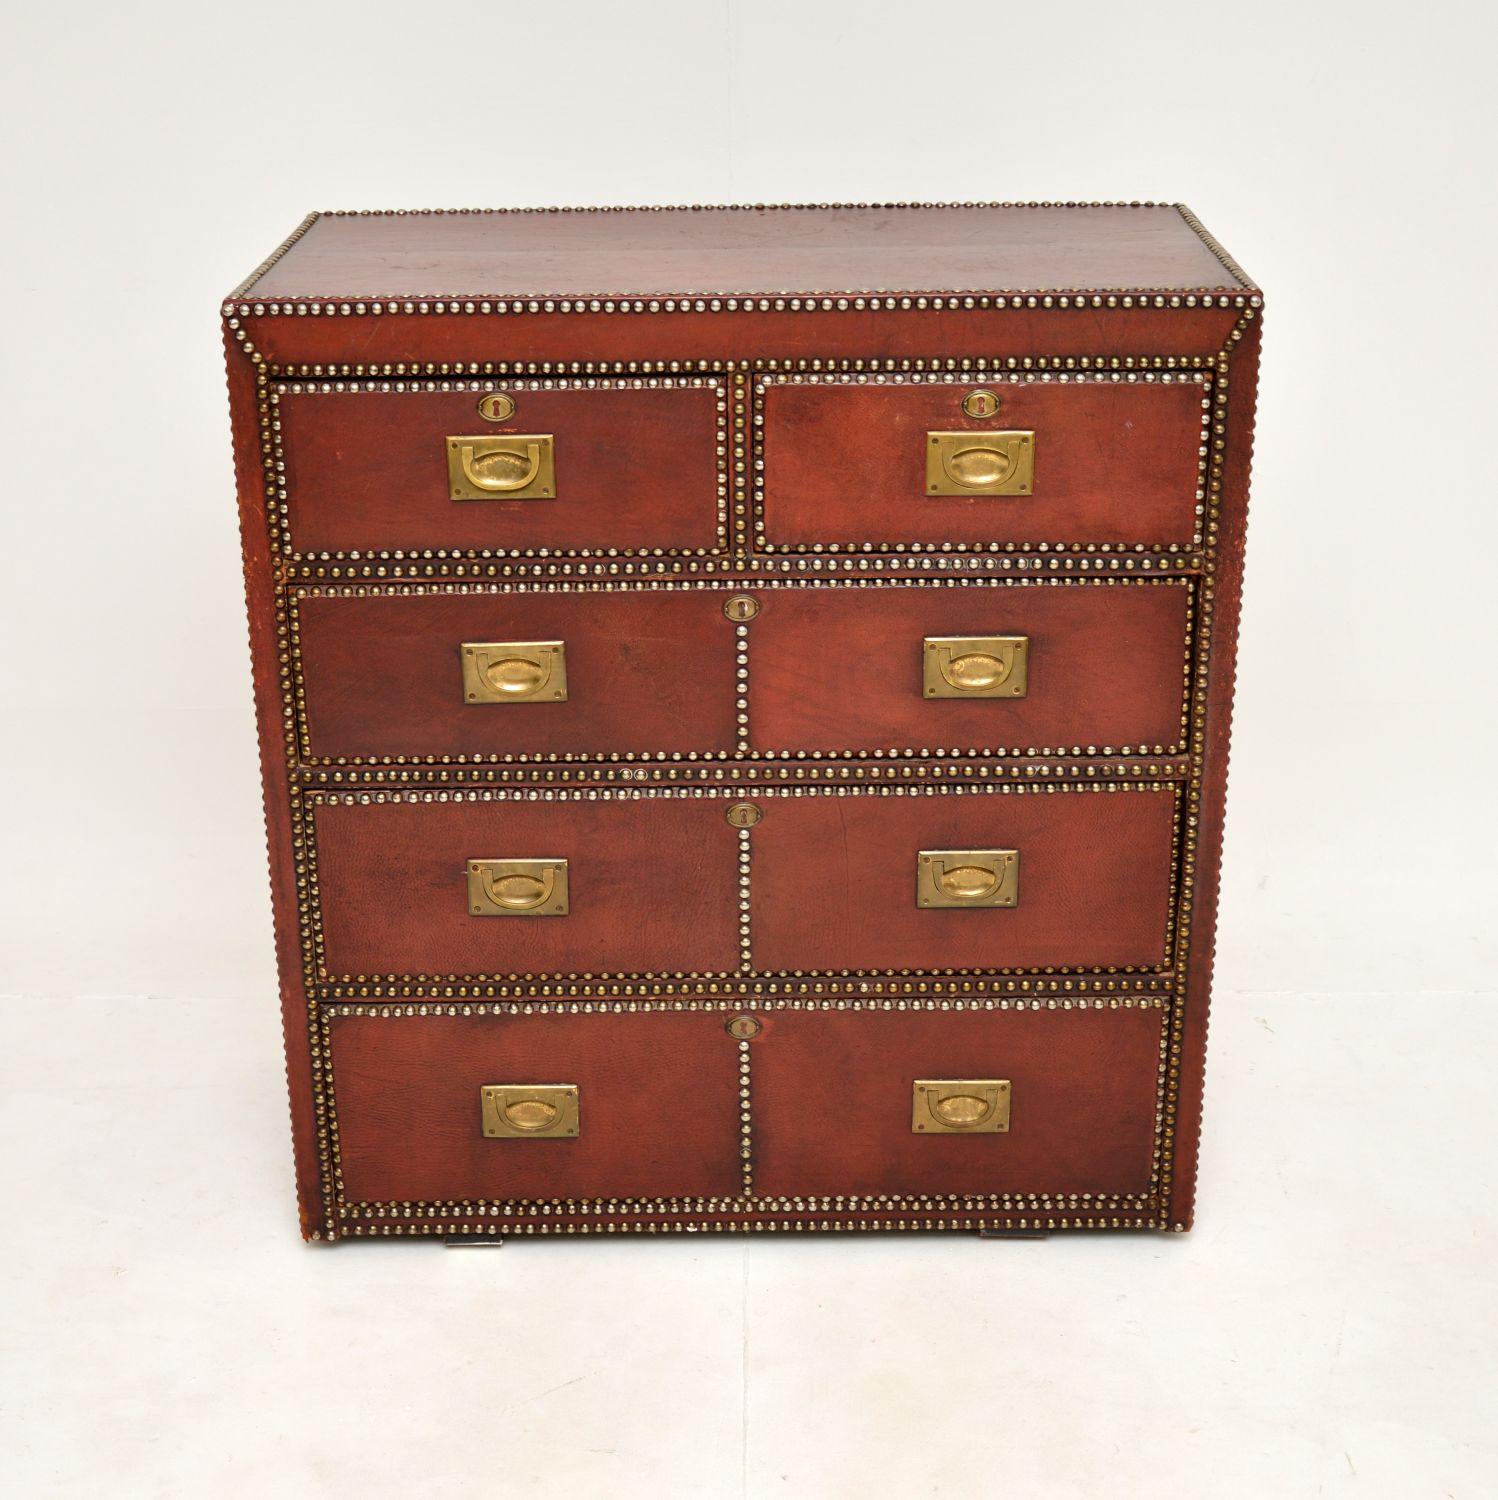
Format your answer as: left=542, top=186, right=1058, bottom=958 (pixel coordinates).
left=222, top=202, right=1261, bottom=1242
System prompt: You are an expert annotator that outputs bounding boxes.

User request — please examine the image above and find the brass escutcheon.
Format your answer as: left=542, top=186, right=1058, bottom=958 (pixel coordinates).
left=723, top=594, right=760, bottom=622
left=961, top=389, right=1002, bottom=419
left=726, top=802, right=763, bottom=828
left=912, top=1080, right=1011, bottom=1134
left=923, top=636, right=1029, bottom=699
left=726, top=1015, right=763, bottom=1040
left=477, top=392, right=515, bottom=422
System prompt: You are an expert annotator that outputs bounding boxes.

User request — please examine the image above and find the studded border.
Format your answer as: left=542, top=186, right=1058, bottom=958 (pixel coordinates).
left=285, top=574, right=1196, bottom=769
left=1156, top=306, right=1258, bottom=1227
left=344, top=1214, right=1161, bottom=1237
left=225, top=287, right=1260, bottom=322
left=227, top=211, right=319, bottom=300
left=296, top=755, right=1191, bottom=793
left=314, top=973, right=1175, bottom=1004
left=1175, top=204, right=1256, bottom=291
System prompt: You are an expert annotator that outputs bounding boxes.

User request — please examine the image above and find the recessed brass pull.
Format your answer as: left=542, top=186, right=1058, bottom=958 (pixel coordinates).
left=912, top=1079, right=1011, bottom=1133
left=461, top=641, right=567, bottom=704
left=481, top=1084, right=580, bottom=1138
left=923, top=635, right=1029, bottom=698
left=446, top=433, right=555, bottom=500
left=467, top=859, right=570, bottom=917
left=917, top=849, right=1019, bottom=908
left=926, top=430, right=1034, bottom=496
left=461, top=441, right=540, bottom=491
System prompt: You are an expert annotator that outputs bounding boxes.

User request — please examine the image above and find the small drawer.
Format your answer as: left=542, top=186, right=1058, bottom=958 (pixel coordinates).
left=311, top=791, right=743, bottom=979
left=749, top=1003, right=1165, bottom=1199
left=275, top=378, right=726, bottom=555
left=292, top=585, right=739, bottom=762
left=746, top=579, right=1191, bottom=756
left=326, top=1009, right=743, bottom=1205
left=751, top=784, right=1177, bottom=974
left=757, top=373, right=1208, bottom=551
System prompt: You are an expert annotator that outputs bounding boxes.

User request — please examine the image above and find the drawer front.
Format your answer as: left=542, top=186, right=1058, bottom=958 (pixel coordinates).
left=309, top=783, right=1176, bottom=982
left=327, top=1010, right=743, bottom=1204
left=294, top=587, right=739, bottom=762
left=749, top=1003, right=1164, bottom=1199
left=747, top=580, right=1191, bottom=756
left=758, top=373, right=1208, bottom=551
left=276, top=379, right=726, bottom=555
left=312, top=793, right=742, bottom=979
left=751, top=785, right=1177, bottom=973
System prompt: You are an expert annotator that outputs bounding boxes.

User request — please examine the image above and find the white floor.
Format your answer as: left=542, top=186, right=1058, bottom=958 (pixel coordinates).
left=3, top=988, right=1494, bottom=1498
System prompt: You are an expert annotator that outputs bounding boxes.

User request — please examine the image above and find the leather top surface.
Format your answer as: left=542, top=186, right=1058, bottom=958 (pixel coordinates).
left=242, top=204, right=1246, bottom=300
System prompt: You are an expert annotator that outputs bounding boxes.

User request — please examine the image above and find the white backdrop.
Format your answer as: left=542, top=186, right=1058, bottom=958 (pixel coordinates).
left=3, top=0, right=1492, bottom=1000
left=3, top=3, right=1495, bottom=1496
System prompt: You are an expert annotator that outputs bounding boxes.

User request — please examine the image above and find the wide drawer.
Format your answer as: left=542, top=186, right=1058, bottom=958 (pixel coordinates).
left=308, top=782, right=1177, bottom=982
left=311, top=792, right=742, bottom=979
left=757, top=372, right=1208, bottom=551
left=274, top=378, right=726, bottom=555
left=750, top=1002, right=1165, bottom=1200
left=322, top=1000, right=1165, bottom=1211
left=289, top=578, right=1189, bottom=764
left=293, top=586, right=739, bottom=761
left=748, top=578, right=1191, bottom=756
left=326, top=1009, right=743, bottom=1204
left=751, top=784, right=1177, bottom=974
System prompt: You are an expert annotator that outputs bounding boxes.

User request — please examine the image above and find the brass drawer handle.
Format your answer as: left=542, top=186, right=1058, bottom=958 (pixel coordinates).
left=917, top=849, right=1019, bottom=908
left=926, top=430, right=1034, bottom=496
left=912, top=1079, right=1011, bottom=1133
left=446, top=434, right=555, bottom=500
left=461, top=440, right=541, bottom=491
left=462, top=641, right=567, bottom=703
left=468, top=858, right=570, bottom=916
left=923, top=635, right=1029, bottom=698
left=481, top=1084, right=580, bottom=1138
